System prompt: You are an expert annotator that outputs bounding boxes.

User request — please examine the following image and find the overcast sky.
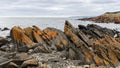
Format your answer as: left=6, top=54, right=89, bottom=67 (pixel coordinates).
left=0, top=0, right=119, bottom=17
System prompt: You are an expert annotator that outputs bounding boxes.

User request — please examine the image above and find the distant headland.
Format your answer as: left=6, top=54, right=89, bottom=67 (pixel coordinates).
left=79, top=11, right=120, bottom=24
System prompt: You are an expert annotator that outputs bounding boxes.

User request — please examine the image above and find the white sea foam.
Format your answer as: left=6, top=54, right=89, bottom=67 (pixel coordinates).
left=0, top=30, right=10, bottom=38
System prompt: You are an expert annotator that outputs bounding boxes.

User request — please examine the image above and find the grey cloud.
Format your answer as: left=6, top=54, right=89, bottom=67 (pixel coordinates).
left=0, top=0, right=119, bottom=16
left=91, top=0, right=117, bottom=4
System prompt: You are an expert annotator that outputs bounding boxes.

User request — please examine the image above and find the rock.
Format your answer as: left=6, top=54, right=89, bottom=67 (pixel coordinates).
left=10, top=26, right=37, bottom=52
left=33, top=43, right=51, bottom=53
left=93, top=54, right=104, bottom=66
left=10, top=25, right=69, bottom=52
left=2, top=52, right=16, bottom=59
left=64, top=21, right=120, bottom=67
left=78, top=24, right=120, bottom=41
left=1, top=27, right=9, bottom=31
left=76, top=28, right=93, bottom=47
left=68, top=48, right=77, bottom=60
left=43, top=27, right=69, bottom=51
left=94, top=37, right=120, bottom=66
left=0, top=57, right=13, bottom=67
left=0, top=37, right=10, bottom=47
left=79, top=11, right=120, bottom=24
left=87, top=24, right=115, bottom=38
left=24, top=27, right=34, bottom=41
left=32, top=30, right=47, bottom=45
left=21, top=58, right=39, bottom=68
left=8, top=21, right=120, bottom=67
left=6, top=62, right=19, bottom=68
left=64, top=21, right=94, bottom=64
left=40, top=63, right=47, bottom=68
left=12, top=53, right=30, bottom=60
left=0, top=45, right=10, bottom=52
left=64, top=21, right=86, bottom=47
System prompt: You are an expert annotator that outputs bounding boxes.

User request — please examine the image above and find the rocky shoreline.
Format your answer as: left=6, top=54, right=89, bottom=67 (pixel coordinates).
left=0, top=21, right=120, bottom=68
left=79, top=11, right=120, bottom=24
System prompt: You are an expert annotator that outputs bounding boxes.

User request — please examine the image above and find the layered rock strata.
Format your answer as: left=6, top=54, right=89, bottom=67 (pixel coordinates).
left=6, top=21, right=120, bottom=67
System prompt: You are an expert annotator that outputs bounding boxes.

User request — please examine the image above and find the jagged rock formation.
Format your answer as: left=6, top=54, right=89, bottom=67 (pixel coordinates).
left=64, top=21, right=120, bottom=67
left=8, top=21, right=120, bottom=67
left=10, top=25, right=69, bottom=52
left=79, top=11, right=120, bottom=23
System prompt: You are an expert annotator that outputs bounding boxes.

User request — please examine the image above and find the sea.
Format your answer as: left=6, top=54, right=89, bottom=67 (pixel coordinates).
left=0, top=17, right=120, bottom=38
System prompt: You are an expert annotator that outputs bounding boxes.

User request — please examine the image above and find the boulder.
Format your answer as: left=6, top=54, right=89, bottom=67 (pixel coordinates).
left=6, top=62, right=19, bottom=68
left=33, top=43, right=51, bottom=53
left=87, top=24, right=115, bottom=38
left=43, top=27, right=69, bottom=51
left=1, top=27, right=9, bottom=31
left=10, top=26, right=46, bottom=52
left=12, top=53, right=30, bottom=60
left=64, top=21, right=94, bottom=64
left=10, top=26, right=36, bottom=51
left=0, top=57, right=13, bottom=67
left=21, top=58, right=39, bottom=68
left=0, top=37, right=10, bottom=47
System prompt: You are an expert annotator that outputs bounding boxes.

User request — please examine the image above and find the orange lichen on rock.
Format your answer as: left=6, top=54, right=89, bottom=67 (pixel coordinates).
left=32, top=30, right=46, bottom=44
left=43, top=28, right=57, bottom=39
left=82, top=48, right=93, bottom=63
left=24, top=27, right=33, bottom=40
left=33, top=25, right=43, bottom=35
left=93, top=54, right=104, bottom=66
left=9, top=21, right=120, bottom=67
left=11, top=26, right=35, bottom=48
left=94, top=35, right=120, bottom=49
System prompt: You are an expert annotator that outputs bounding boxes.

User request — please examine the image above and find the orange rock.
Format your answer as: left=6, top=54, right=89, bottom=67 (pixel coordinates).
left=82, top=47, right=93, bottom=63
left=103, top=60, right=109, bottom=66
left=21, top=58, right=39, bottom=67
left=11, top=26, right=35, bottom=48
left=33, top=25, right=43, bottom=35
left=93, top=54, right=104, bottom=66
left=107, top=47, right=119, bottom=65
left=24, top=27, right=33, bottom=41
left=32, top=30, right=45, bottom=44
left=43, top=28, right=57, bottom=39
left=92, top=42, right=119, bottom=66
left=95, top=35, right=120, bottom=49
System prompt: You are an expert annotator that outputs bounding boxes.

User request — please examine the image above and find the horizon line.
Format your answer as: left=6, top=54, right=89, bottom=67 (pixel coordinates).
left=0, top=16, right=70, bottom=18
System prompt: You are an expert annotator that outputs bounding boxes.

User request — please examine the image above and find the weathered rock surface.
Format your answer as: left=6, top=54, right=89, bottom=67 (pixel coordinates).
left=0, top=37, right=11, bottom=47
left=0, top=52, right=40, bottom=68
left=21, top=58, right=39, bottom=68
left=10, top=25, right=69, bottom=52
left=79, top=11, right=120, bottom=23
left=0, top=21, right=120, bottom=68
left=64, top=21, right=120, bottom=67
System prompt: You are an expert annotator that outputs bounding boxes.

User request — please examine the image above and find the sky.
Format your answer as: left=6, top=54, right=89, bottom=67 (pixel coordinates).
left=0, top=0, right=119, bottom=17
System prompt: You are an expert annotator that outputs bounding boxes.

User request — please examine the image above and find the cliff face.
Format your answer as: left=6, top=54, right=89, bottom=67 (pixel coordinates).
left=9, top=21, right=120, bottom=67
left=80, top=11, right=120, bottom=23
